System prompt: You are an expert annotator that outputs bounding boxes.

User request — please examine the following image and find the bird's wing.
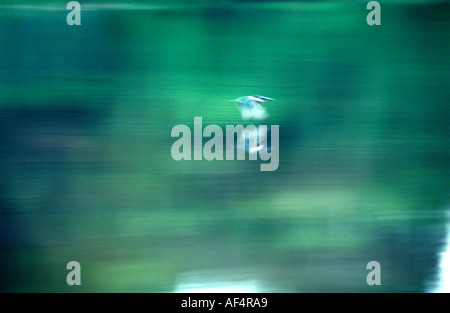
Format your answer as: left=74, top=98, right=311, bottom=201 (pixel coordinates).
left=253, top=96, right=275, bottom=102
left=248, top=96, right=264, bottom=102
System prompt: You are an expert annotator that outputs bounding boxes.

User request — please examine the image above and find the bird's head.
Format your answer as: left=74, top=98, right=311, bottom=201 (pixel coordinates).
left=230, top=97, right=245, bottom=105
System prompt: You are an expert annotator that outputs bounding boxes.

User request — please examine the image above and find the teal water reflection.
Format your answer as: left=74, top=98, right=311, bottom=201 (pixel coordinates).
left=0, top=1, right=449, bottom=292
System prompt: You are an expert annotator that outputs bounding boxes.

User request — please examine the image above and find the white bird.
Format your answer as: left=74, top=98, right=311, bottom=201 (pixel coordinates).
left=231, top=95, right=274, bottom=121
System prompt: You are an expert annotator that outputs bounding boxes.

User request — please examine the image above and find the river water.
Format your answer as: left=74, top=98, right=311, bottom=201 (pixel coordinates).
left=0, top=1, right=448, bottom=292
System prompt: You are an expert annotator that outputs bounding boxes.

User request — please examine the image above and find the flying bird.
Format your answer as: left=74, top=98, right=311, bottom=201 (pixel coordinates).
left=231, top=95, right=274, bottom=121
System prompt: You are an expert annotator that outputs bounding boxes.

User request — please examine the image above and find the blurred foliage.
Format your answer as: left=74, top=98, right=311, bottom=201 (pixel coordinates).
left=0, top=1, right=449, bottom=292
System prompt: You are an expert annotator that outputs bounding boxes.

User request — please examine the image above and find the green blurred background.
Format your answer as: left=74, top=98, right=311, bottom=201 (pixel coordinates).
left=0, top=0, right=449, bottom=292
